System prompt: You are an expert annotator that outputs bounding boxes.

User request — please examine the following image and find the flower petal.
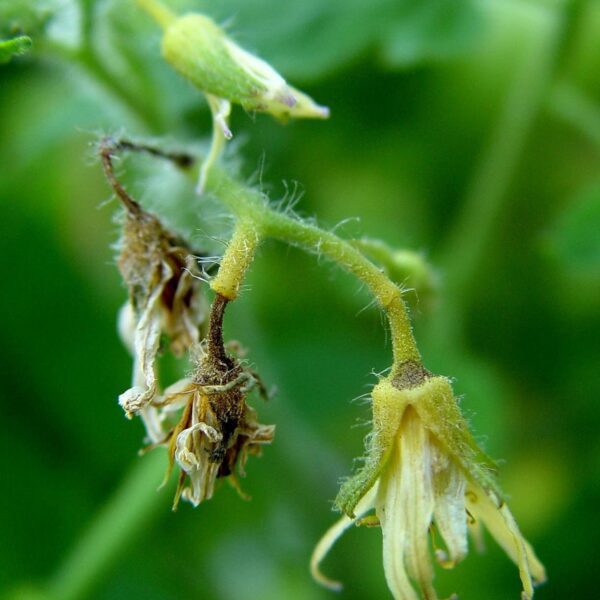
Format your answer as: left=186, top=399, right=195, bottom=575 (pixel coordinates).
left=431, top=442, right=468, bottom=567
left=377, top=452, right=419, bottom=600
left=175, top=422, right=223, bottom=506
left=397, top=407, right=437, bottom=600
left=466, top=484, right=546, bottom=599
left=311, top=485, right=377, bottom=591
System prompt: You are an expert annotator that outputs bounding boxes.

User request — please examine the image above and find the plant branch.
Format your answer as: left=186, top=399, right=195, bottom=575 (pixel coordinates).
left=205, top=168, right=421, bottom=368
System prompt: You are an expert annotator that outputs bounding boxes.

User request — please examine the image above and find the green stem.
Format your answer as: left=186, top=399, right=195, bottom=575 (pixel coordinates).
left=206, top=168, right=421, bottom=366
left=352, top=238, right=438, bottom=303
left=44, top=452, right=170, bottom=600
left=210, top=219, right=262, bottom=300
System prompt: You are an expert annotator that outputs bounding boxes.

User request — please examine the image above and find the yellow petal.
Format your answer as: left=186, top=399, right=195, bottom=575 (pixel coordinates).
left=376, top=407, right=434, bottom=600
left=399, top=408, right=438, bottom=600
left=310, top=485, right=377, bottom=591
left=466, top=484, right=546, bottom=598
left=431, top=442, right=468, bottom=567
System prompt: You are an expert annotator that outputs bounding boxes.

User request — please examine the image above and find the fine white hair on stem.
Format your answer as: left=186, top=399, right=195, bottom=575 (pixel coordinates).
left=355, top=296, right=378, bottom=317
left=330, top=216, right=361, bottom=235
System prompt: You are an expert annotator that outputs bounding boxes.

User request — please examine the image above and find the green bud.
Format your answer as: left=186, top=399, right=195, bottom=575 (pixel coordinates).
left=161, top=13, right=329, bottom=120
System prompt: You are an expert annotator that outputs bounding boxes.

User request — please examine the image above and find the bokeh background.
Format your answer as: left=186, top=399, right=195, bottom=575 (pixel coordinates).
left=1, top=0, right=599, bottom=599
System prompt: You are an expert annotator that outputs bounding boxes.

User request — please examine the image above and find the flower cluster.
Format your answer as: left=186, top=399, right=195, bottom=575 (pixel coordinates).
left=101, top=139, right=274, bottom=506
left=103, top=3, right=547, bottom=595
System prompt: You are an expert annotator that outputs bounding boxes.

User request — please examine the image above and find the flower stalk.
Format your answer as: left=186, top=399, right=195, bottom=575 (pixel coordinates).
left=210, top=220, right=262, bottom=301
left=204, top=166, right=422, bottom=367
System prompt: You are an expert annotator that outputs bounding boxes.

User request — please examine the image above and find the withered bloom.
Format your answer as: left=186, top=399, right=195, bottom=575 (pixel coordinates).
left=158, top=295, right=275, bottom=507
left=117, top=206, right=206, bottom=415
left=100, top=138, right=207, bottom=440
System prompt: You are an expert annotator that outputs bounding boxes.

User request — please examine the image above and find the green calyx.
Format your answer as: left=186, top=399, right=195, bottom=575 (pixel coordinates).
left=335, top=369, right=502, bottom=518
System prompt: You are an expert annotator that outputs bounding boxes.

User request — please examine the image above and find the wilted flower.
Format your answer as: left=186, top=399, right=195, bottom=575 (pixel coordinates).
left=99, top=136, right=208, bottom=442
left=157, top=335, right=275, bottom=508
left=98, top=137, right=208, bottom=446
left=117, top=206, right=207, bottom=420
left=312, top=365, right=546, bottom=599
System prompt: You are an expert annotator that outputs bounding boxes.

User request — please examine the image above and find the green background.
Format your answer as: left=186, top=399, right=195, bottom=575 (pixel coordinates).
left=1, top=0, right=599, bottom=598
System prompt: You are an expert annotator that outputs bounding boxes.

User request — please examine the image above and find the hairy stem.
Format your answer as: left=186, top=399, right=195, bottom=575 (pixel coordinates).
left=210, top=220, right=262, bottom=301
left=206, top=168, right=421, bottom=367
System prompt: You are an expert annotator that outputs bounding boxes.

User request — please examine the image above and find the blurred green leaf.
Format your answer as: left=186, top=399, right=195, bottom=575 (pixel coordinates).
left=0, top=0, right=55, bottom=37
left=551, top=181, right=600, bottom=273
left=380, top=0, right=480, bottom=66
left=0, top=35, right=31, bottom=63
left=199, top=0, right=481, bottom=80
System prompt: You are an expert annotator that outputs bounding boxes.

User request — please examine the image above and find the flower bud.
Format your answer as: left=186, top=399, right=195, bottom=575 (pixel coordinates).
left=161, top=13, right=329, bottom=120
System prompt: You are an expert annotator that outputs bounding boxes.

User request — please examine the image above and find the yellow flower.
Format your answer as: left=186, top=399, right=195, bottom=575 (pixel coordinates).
left=312, top=370, right=546, bottom=599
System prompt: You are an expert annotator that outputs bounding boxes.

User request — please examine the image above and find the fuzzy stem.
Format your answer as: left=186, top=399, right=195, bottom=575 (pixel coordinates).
left=352, top=238, right=438, bottom=302
left=211, top=220, right=262, bottom=300
left=206, top=169, right=421, bottom=366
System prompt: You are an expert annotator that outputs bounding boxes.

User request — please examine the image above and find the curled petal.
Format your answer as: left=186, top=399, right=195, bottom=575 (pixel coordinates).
left=119, top=280, right=167, bottom=417
left=175, top=422, right=223, bottom=506
left=466, top=485, right=546, bottom=599
left=175, top=422, right=222, bottom=470
left=311, top=485, right=378, bottom=591
left=183, top=461, right=221, bottom=506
